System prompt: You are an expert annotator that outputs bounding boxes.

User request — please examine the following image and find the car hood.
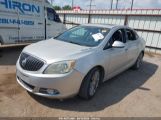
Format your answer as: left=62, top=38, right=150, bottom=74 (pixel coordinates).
left=23, top=38, right=93, bottom=63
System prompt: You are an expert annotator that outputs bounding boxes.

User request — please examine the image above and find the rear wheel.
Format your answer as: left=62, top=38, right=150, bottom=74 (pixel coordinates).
left=79, top=68, right=101, bottom=99
left=132, top=52, right=144, bottom=70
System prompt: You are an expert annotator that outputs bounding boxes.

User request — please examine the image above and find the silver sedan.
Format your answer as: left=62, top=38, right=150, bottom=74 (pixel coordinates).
left=16, top=24, right=146, bottom=100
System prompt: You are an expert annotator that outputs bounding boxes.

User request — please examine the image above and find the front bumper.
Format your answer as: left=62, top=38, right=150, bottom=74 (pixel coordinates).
left=16, top=63, right=84, bottom=99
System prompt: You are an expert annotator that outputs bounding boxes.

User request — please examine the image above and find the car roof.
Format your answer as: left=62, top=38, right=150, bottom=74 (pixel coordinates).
left=81, top=23, right=125, bottom=29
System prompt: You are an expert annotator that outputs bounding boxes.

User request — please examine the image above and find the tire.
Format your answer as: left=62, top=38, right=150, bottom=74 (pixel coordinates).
left=79, top=68, right=101, bottom=100
left=132, top=52, right=144, bottom=70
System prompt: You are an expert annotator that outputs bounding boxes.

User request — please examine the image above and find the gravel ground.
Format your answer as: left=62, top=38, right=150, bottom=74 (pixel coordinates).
left=0, top=47, right=161, bottom=117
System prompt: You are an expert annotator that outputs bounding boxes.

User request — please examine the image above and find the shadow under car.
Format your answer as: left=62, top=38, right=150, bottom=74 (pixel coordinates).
left=29, top=60, right=158, bottom=112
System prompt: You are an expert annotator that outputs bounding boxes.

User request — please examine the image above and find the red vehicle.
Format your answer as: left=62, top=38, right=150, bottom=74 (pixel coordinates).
left=73, top=6, right=81, bottom=11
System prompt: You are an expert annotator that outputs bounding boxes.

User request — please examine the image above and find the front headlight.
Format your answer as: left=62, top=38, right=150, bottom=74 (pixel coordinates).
left=44, top=60, right=76, bottom=74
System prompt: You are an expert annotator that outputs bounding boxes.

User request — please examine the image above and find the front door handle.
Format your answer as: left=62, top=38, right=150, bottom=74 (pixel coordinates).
left=125, top=48, right=128, bottom=51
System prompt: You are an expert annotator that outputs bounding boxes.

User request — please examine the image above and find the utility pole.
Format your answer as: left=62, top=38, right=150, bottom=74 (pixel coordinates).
left=72, top=0, right=74, bottom=9
left=110, top=0, right=113, bottom=10
left=88, top=0, right=94, bottom=23
left=89, top=0, right=92, bottom=12
left=50, top=0, right=54, bottom=5
left=116, top=0, right=119, bottom=9
left=131, top=0, right=134, bottom=10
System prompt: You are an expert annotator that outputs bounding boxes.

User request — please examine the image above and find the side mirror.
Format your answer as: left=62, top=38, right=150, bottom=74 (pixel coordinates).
left=112, top=41, right=125, bottom=48
left=54, top=14, right=61, bottom=23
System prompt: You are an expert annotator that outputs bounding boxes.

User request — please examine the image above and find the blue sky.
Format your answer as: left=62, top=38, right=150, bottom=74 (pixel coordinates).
left=49, top=0, right=161, bottom=9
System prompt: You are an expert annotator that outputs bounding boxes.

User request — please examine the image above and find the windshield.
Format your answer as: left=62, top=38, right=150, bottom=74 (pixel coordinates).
left=55, top=26, right=110, bottom=47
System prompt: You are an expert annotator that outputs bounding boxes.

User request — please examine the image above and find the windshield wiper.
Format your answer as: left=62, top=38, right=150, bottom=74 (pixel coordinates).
left=69, top=41, right=84, bottom=46
left=55, top=39, right=88, bottom=47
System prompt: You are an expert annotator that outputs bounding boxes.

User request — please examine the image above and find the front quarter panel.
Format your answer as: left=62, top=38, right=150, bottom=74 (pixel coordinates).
left=74, top=49, right=109, bottom=80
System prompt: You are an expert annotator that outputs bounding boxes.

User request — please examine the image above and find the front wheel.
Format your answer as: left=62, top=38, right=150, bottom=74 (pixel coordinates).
left=79, top=68, right=101, bottom=99
left=132, top=52, right=144, bottom=70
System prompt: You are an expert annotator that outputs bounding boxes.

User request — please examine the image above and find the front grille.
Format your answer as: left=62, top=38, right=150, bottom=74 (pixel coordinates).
left=19, top=53, right=44, bottom=71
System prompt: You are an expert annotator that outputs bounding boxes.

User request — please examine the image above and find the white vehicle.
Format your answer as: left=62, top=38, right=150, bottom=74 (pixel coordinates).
left=0, top=0, right=66, bottom=45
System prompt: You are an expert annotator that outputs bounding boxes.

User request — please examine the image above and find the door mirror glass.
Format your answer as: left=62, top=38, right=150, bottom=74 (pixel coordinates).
left=112, top=41, right=125, bottom=48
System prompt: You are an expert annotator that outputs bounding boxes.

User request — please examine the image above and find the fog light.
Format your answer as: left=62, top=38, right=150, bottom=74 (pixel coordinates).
left=46, top=89, right=59, bottom=95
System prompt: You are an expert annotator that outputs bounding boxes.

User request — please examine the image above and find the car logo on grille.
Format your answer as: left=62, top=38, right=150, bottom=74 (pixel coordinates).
left=21, top=58, right=27, bottom=67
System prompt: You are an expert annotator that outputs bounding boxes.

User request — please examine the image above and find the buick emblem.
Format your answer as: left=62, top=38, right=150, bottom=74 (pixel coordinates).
left=21, top=58, right=27, bottom=67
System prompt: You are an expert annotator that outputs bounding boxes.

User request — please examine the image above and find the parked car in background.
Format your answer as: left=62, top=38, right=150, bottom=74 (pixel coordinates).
left=73, top=6, right=82, bottom=11
left=0, top=0, right=66, bottom=45
left=16, top=24, right=146, bottom=100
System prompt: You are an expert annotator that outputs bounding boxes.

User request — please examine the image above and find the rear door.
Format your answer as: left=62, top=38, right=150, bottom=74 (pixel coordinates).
left=125, top=29, right=140, bottom=65
left=0, top=0, right=19, bottom=44
left=18, top=0, right=45, bottom=43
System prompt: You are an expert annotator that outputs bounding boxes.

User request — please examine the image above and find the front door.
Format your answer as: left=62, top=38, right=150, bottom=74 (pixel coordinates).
left=103, top=29, right=128, bottom=79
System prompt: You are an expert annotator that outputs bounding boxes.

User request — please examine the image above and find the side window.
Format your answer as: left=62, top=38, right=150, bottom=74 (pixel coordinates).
left=107, top=29, right=125, bottom=48
left=47, top=8, right=61, bottom=23
left=126, top=29, right=136, bottom=41
left=104, top=29, right=125, bottom=49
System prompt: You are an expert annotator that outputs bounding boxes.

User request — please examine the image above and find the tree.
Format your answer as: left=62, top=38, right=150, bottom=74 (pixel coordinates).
left=62, top=5, right=72, bottom=10
left=53, top=6, right=61, bottom=10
